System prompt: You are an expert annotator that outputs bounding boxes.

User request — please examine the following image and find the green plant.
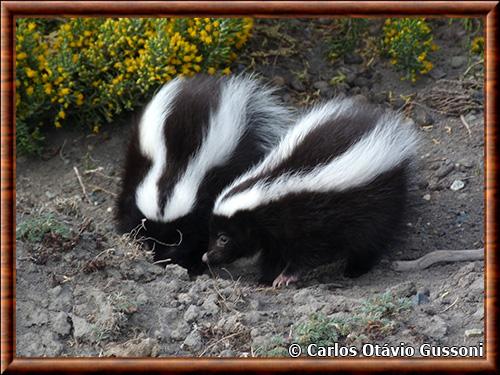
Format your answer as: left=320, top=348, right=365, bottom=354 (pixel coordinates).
left=15, top=17, right=254, bottom=155
left=258, top=292, right=412, bottom=357
left=382, top=18, right=437, bottom=83
left=471, top=36, right=484, bottom=57
left=16, top=213, right=72, bottom=243
left=327, top=19, right=368, bottom=61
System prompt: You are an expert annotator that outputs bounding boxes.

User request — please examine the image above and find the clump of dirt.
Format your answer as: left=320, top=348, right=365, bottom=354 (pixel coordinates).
left=16, top=18, right=484, bottom=357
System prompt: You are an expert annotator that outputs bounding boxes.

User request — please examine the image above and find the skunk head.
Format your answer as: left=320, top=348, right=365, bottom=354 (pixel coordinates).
left=203, top=213, right=260, bottom=266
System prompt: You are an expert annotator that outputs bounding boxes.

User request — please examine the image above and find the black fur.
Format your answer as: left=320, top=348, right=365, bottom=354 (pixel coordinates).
left=116, top=75, right=289, bottom=274
left=206, top=100, right=415, bottom=283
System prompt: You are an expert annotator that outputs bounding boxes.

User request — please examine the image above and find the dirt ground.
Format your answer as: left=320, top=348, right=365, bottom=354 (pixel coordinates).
left=15, top=19, right=485, bottom=358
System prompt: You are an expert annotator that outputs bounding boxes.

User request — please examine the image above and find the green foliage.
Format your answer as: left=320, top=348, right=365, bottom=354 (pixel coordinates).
left=259, top=292, right=412, bottom=357
left=15, top=17, right=253, bottom=155
left=382, top=18, right=438, bottom=83
left=327, top=19, right=368, bottom=61
left=16, top=213, right=72, bottom=243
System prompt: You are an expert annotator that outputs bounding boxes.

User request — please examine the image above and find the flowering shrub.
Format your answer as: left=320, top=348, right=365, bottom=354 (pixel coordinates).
left=382, top=18, right=438, bottom=83
left=15, top=17, right=253, bottom=154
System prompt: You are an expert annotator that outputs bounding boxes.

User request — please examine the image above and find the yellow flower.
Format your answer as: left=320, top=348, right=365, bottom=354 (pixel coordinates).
left=43, top=83, right=53, bottom=94
left=25, top=68, right=36, bottom=78
left=58, top=110, right=66, bottom=119
left=26, top=86, right=34, bottom=96
left=17, top=52, right=27, bottom=60
left=222, top=67, right=231, bottom=75
left=28, top=22, right=36, bottom=32
left=55, top=121, right=62, bottom=128
left=207, top=67, right=216, bottom=75
left=60, top=87, right=70, bottom=96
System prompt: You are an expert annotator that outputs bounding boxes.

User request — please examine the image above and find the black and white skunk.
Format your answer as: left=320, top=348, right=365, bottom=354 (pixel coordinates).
left=116, top=74, right=292, bottom=274
left=203, top=97, right=419, bottom=286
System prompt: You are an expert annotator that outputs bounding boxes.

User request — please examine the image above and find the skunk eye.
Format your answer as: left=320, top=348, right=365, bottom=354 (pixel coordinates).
left=217, top=234, right=229, bottom=246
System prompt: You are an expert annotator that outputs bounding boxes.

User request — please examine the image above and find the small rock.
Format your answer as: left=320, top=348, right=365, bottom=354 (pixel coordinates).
left=49, top=286, right=73, bottom=312
left=464, top=328, right=483, bottom=338
left=182, top=330, right=202, bottom=352
left=413, top=106, right=434, bottom=126
left=429, top=68, right=447, bottom=80
left=71, top=315, right=95, bottom=341
left=458, top=159, right=474, bottom=168
left=344, top=53, right=363, bottom=64
left=313, top=80, right=329, bottom=91
left=271, top=75, right=286, bottom=87
left=201, top=294, right=220, bottom=316
left=106, top=338, right=160, bottom=357
left=389, top=281, right=417, bottom=298
left=177, top=293, right=192, bottom=305
left=413, top=289, right=430, bottom=305
left=423, top=194, right=431, bottom=201
left=436, top=163, right=454, bottom=179
left=170, top=321, right=190, bottom=340
left=52, top=311, right=71, bottom=336
left=472, top=308, right=484, bottom=320
left=353, top=76, right=370, bottom=88
left=353, top=94, right=368, bottom=104
left=164, top=264, right=189, bottom=281
left=423, top=316, right=447, bottom=339
left=183, top=305, right=200, bottom=322
left=220, top=349, right=235, bottom=357
left=290, top=79, right=305, bottom=92
left=451, top=56, right=467, bottom=69
left=450, top=180, right=465, bottom=191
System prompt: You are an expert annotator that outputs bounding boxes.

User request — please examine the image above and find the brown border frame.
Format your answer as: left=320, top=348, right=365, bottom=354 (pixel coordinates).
left=1, top=1, right=498, bottom=373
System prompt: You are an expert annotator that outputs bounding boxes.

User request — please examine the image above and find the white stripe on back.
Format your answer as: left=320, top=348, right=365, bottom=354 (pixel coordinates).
left=213, top=105, right=418, bottom=218
left=135, top=77, right=183, bottom=220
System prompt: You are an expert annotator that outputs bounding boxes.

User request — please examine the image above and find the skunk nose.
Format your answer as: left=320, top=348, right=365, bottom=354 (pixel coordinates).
left=202, top=252, right=208, bottom=263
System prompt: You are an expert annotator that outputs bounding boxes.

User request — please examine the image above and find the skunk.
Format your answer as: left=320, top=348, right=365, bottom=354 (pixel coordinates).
left=116, top=74, right=292, bottom=274
left=203, top=98, right=419, bottom=286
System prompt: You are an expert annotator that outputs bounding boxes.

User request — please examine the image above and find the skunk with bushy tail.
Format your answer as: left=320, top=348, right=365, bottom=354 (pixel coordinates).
left=203, top=97, right=419, bottom=286
left=116, top=74, right=292, bottom=274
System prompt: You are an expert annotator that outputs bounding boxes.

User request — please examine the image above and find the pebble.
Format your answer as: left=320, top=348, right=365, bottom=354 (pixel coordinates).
left=344, top=53, right=363, bottom=64
left=52, top=311, right=71, bottom=336
left=353, top=76, right=370, bottom=88
left=464, top=328, right=483, bottom=338
left=389, top=281, right=417, bottom=298
left=423, top=194, right=431, bottom=201
left=413, top=289, right=430, bottom=305
left=413, top=106, right=434, bottom=126
left=183, top=305, right=200, bottom=323
left=429, top=68, right=447, bottom=80
left=182, top=330, right=203, bottom=352
left=290, top=79, right=305, bottom=92
left=164, top=264, right=189, bottom=281
left=450, top=180, right=465, bottom=191
left=71, top=315, right=95, bottom=341
left=271, top=75, right=286, bottom=87
left=422, top=316, right=448, bottom=339
left=451, top=55, right=467, bottom=69
left=105, top=338, right=159, bottom=357
left=435, top=163, right=454, bottom=179
left=201, top=294, right=220, bottom=316
left=472, top=307, right=484, bottom=320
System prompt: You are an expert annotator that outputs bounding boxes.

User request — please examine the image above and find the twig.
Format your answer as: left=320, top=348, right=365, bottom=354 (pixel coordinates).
left=440, top=296, right=460, bottom=313
left=59, top=139, right=68, bottom=163
left=462, top=59, right=483, bottom=78
left=198, top=331, right=245, bottom=357
left=73, top=166, right=91, bottom=203
left=89, top=184, right=117, bottom=197
left=460, top=114, right=472, bottom=136
left=392, top=248, right=484, bottom=272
